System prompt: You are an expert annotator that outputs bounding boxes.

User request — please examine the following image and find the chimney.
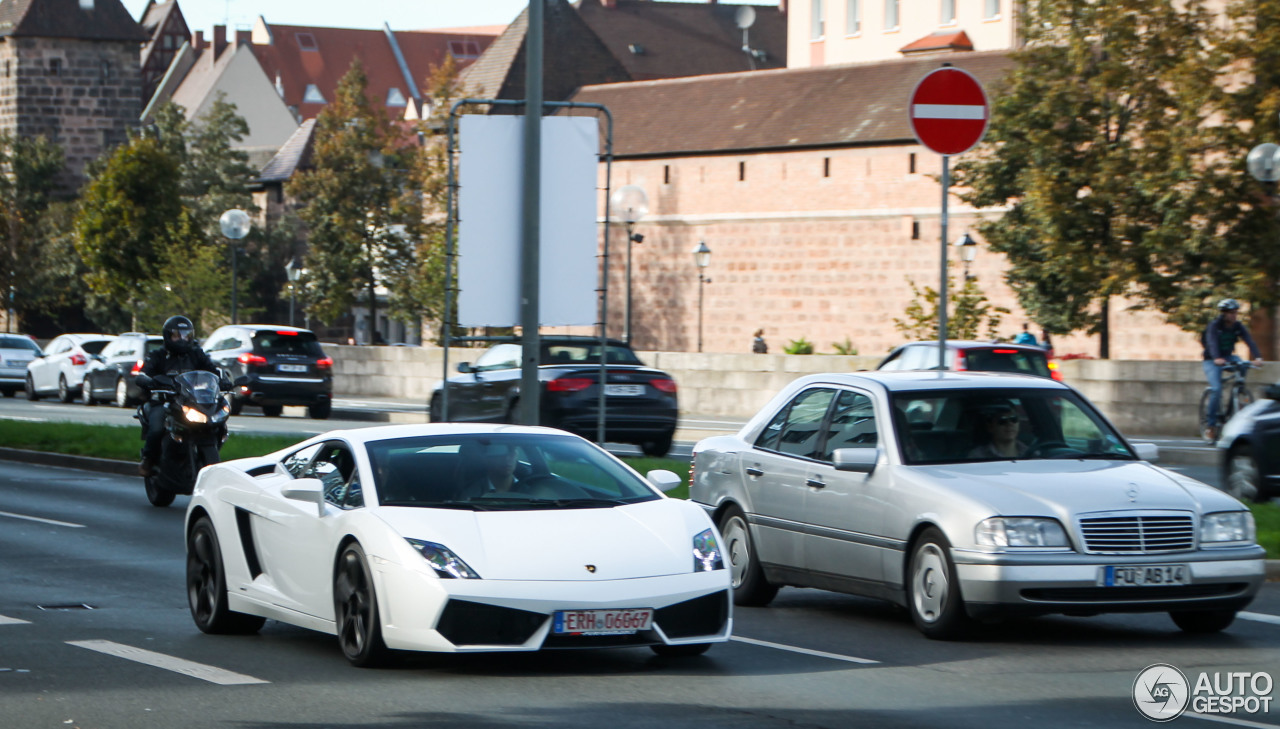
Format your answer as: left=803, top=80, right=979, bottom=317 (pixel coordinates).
left=193, top=30, right=204, bottom=49
left=779, top=0, right=787, bottom=13
left=213, top=24, right=227, bottom=58
left=235, top=29, right=251, bottom=47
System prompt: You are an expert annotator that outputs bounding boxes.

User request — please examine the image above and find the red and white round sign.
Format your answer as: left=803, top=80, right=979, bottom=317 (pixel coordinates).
left=909, top=66, right=989, bottom=156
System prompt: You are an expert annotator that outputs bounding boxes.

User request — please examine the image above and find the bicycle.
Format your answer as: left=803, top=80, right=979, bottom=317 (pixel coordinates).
left=1198, top=360, right=1255, bottom=442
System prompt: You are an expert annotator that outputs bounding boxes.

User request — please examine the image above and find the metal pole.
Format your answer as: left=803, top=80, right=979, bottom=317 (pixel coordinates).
left=289, top=286, right=296, bottom=327
left=597, top=112, right=614, bottom=447
left=519, top=0, right=544, bottom=426
left=938, top=154, right=949, bottom=369
left=624, top=223, right=633, bottom=345
left=230, top=244, right=238, bottom=325
left=697, top=272, right=705, bottom=353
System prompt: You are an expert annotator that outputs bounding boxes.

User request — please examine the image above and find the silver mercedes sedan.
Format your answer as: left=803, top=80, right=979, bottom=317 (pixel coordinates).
left=690, top=371, right=1266, bottom=639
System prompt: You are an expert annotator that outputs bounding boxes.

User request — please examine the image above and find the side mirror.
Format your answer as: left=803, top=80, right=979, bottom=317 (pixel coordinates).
left=646, top=469, right=683, bottom=493
left=1132, top=443, right=1160, bottom=462
left=282, top=477, right=325, bottom=516
left=457, top=362, right=473, bottom=374
left=833, top=448, right=878, bottom=474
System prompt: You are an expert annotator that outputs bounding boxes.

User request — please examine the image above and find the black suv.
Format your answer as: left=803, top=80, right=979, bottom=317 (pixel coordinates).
left=204, top=324, right=334, bottom=419
left=81, top=332, right=163, bottom=407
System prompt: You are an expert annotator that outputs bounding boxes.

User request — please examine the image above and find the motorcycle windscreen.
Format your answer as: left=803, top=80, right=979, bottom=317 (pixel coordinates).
left=176, top=370, right=221, bottom=406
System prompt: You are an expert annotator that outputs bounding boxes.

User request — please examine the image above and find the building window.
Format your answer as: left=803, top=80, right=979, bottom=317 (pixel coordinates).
left=912, top=221, right=920, bottom=240
left=448, top=40, right=481, bottom=59
left=909, top=152, right=916, bottom=174
left=296, top=32, right=318, bottom=51
left=663, top=165, right=670, bottom=184
left=941, top=0, right=955, bottom=23
left=386, top=87, right=406, bottom=106
left=303, top=84, right=326, bottom=104
left=811, top=0, right=825, bottom=39
left=985, top=0, right=1001, bottom=18
left=884, top=0, right=899, bottom=29
left=846, top=0, right=860, bottom=34
left=2, top=60, right=9, bottom=78
left=823, top=157, right=831, bottom=178
left=48, top=58, right=61, bottom=76
left=739, top=161, right=746, bottom=181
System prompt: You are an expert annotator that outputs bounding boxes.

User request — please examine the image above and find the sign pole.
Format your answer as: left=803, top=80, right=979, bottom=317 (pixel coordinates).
left=519, top=0, right=544, bottom=426
left=939, top=154, right=949, bottom=369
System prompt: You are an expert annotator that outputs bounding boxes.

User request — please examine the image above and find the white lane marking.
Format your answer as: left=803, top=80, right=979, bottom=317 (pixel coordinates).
left=0, top=415, right=44, bottom=422
left=912, top=103, right=986, bottom=120
left=0, top=614, right=31, bottom=625
left=1239, top=611, right=1280, bottom=626
left=0, top=510, right=84, bottom=528
left=67, top=640, right=269, bottom=685
left=731, top=635, right=879, bottom=664
left=1186, top=711, right=1280, bottom=728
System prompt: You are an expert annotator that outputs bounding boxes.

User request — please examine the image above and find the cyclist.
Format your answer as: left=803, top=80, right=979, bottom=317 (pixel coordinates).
left=1201, top=298, right=1263, bottom=441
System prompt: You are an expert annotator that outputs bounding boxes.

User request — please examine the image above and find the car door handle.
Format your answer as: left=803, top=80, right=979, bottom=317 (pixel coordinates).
left=745, top=466, right=764, bottom=478
left=806, top=477, right=826, bottom=489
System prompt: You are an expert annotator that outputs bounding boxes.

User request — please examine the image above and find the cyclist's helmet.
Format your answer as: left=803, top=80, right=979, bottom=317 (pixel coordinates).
left=1217, top=298, right=1241, bottom=312
left=161, top=315, right=196, bottom=354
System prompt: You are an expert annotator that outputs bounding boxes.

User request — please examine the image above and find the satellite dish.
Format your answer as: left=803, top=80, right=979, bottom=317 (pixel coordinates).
left=735, top=5, right=756, bottom=29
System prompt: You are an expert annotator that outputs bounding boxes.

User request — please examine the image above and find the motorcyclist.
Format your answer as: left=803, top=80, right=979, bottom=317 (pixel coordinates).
left=138, top=316, right=219, bottom=477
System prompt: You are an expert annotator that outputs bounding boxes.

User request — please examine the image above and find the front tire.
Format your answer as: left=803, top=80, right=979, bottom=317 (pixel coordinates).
left=1225, top=445, right=1262, bottom=503
left=1231, top=387, right=1254, bottom=420
left=1171, top=609, right=1237, bottom=634
left=719, top=506, right=777, bottom=607
left=1198, top=388, right=1214, bottom=441
left=144, top=474, right=176, bottom=507
left=334, top=543, right=392, bottom=667
left=907, top=528, right=972, bottom=640
left=187, top=516, right=265, bottom=634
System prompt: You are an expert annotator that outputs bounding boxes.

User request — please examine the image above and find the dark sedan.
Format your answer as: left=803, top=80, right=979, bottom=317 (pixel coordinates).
left=1217, top=382, right=1280, bottom=502
left=430, top=337, right=679, bottom=456
left=81, top=332, right=163, bottom=407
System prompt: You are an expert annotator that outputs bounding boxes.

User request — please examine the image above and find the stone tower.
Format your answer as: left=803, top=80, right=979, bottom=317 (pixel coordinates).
left=0, top=0, right=148, bottom=194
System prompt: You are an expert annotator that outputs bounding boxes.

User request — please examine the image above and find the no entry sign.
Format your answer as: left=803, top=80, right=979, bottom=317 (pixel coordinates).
left=909, top=66, right=989, bottom=156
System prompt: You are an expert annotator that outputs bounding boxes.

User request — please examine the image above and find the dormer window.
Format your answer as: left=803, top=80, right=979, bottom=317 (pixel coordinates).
left=296, top=33, right=318, bottom=51
left=386, top=87, right=406, bottom=106
left=447, top=40, right=481, bottom=59
left=303, top=84, right=326, bottom=104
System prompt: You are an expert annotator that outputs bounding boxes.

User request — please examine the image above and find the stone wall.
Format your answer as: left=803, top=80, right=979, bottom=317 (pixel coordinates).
left=329, top=345, right=1280, bottom=436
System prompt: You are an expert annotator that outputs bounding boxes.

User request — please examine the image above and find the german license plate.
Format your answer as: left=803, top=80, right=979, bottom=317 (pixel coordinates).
left=278, top=364, right=307, bottom=373
left=605, top=384, right=644, bottom=396
left=1099, top=564, right=1190, bottom=587
left=553, top=608, right=653, bottom=635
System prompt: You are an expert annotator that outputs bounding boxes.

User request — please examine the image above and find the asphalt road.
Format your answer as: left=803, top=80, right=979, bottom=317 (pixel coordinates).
left=1, top=459, right=1278, bottom=728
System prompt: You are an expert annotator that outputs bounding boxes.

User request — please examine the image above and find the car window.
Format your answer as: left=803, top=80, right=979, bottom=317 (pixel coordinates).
left=252, top=330, right=323, bottom=357
left=82, top=339, right=112, bottom=355
left=144, top=339, right=163, bottom=355
left=305, top=442, right=358, bottom=508
left=49, top=337, right=70, bottom=355
left=0, top=336, right=41, bottom=353
left=474, top=343, right=521, bottom=371
left=205, top=331, right=235, bottom=352
left=756, top=387, right=836, bottom=460
left=281, top=443, right=322, bottom=477
left=963, top=347, right=1051, bottom=378
left=902, top=344, right=940, bottom=370
left=543, top=342, right=643, bottom=366
left=819, top=390, right=878, bottom=460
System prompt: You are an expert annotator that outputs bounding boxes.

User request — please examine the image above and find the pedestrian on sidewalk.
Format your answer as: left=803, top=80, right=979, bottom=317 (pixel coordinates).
left=752, top=329, right=768, bottom=354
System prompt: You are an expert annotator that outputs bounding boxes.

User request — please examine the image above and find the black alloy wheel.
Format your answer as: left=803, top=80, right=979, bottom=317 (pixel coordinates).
left=334, top=543, right=392, bottom=667
left=187, top=516, right=265, bottom=634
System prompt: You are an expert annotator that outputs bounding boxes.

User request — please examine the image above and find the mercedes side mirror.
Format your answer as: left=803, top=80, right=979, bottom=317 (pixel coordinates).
left=833, top=448, right=878, bottom=474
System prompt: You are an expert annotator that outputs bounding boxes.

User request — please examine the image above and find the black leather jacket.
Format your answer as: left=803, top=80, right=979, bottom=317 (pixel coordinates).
left=139, top=346, right=218, bottom=384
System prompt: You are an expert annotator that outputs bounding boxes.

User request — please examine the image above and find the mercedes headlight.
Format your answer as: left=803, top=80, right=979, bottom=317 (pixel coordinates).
left=692, top=528, right=724, bottom=572
left=1201, top=511, right=1255, bottom=547
left=182, top=405, right=208, bottom=424
left=405, top=539, right=481, bottom=579
left=975, top=517, right=1070, bottom=549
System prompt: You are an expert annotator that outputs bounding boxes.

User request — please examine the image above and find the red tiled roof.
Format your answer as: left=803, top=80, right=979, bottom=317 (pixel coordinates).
left=574, top=0, right=787, bottom=80
left=0, top=0, right=148, bottom=41
left=566, top=51, right=1015, bottom=157
left=899, top=30, right=973, bottom=55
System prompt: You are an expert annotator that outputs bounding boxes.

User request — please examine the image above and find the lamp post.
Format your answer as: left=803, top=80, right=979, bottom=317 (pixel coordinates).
left=692, top=241, right=711, bottom=352
left=219, top=209, right=251, bottom=324
left=610, top=184, right=648, bottom=344
left=285, top=257, right=302, bottom=327
left=954, top=232, right=978, bottom=281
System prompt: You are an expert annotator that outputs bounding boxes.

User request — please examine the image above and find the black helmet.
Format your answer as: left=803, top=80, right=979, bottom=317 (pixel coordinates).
left=1217, top=298, right=1241, bottom=312
left=162, top=315, right=196, bottom=354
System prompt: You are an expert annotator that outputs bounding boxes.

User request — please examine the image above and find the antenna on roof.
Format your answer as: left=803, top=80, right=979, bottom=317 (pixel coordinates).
left=737, top=6, right=765, bottom=69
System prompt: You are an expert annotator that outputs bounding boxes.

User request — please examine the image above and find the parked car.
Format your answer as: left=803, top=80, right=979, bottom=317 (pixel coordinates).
left=430, top=336, right=679, bottom=456
left=25, top=333, right=116, bottom=402
left=184, top=424, right=730, bottom=666
left=1216, top=381, right=1280, bottom=503
left=80, top=332, right=163, bottom=407
left=690, top=370, right=1264, bottom=639
left=203, top=324, right=334, bottom=419
left=878, top=340, right=1060, bottom=380
left=0, top=334, right=42, bottom=397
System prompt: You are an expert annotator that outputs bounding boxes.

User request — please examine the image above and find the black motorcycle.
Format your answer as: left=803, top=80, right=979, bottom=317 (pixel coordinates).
left=134, top=370, right=233, bottom=507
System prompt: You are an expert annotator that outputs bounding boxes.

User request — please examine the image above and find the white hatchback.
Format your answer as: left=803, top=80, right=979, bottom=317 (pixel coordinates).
left=25, top=333, right=115, bottom=402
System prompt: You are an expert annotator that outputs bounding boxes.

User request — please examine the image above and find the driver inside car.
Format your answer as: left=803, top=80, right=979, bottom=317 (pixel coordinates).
left=967, top=403, right=1029, bottom=460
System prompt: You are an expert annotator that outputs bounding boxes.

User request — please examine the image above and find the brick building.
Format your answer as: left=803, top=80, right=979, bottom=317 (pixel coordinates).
left=0, top=0, right=147, bottom=194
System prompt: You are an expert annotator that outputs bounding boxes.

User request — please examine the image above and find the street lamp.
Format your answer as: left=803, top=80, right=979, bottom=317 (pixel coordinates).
left=1247, top=142, right=1280, bottom=187
left=285, top=257, right=303, bottom=327
left=219, top=209, right=251, bottom=324
left=692, top=241, right=711, bottom=352
left=610, top=184, right=648, bottom=344
left=954, top=232, right=978, bottom=281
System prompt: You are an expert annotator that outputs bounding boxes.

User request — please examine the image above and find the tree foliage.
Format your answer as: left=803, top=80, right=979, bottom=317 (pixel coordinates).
left=893, top=275, right=1010, bottom=344
left=0, top=133, right=64, bottom=329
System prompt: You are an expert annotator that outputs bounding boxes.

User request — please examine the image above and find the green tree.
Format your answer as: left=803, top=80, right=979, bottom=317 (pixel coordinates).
left=0, top=133, right=64, bottom=330
left=893, top=275, right=1009, bottom=343
left=953, top=0, right=1228, bottom=358
left=290, top=59, right=424, bottom=338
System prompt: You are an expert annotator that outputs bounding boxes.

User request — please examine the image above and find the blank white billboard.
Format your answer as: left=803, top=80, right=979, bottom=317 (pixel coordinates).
left=458, top=115, right=599, bottom=327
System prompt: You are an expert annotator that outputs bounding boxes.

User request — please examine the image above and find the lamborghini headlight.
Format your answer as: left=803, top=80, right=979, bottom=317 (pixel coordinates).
left=975, top=517, right=1070, bottom=549
left=182, top=405, right=208, bottom=424
left=406, top=539, right=481, bottom=579
left=692, top=528, right=724, bottom=572
left=1201, top=511, right=1255, bottom=547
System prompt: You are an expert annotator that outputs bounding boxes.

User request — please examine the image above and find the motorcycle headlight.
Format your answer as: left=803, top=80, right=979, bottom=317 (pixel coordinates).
left=182, top=405, right=208, bottom=424
left=692, top=528, right=724, bottom=572
left=975, top=517, right=1070, bottom=549
left=405, top=539, right=481, bottom=579
left=1201, top=511, right=1255, bottom=547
